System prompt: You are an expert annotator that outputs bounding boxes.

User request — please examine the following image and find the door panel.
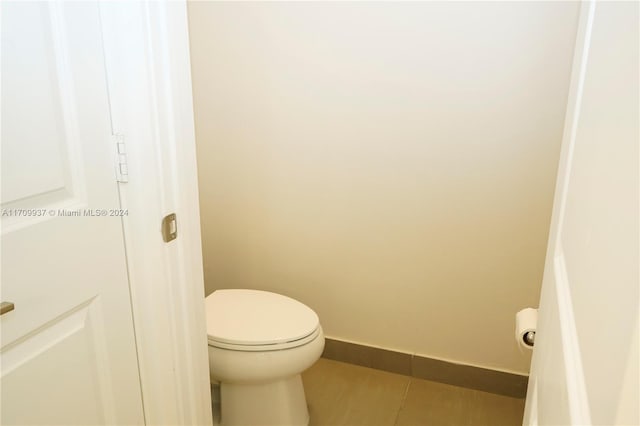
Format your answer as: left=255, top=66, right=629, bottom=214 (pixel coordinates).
left=2, top=301, right=111, bottom=424
left=524, top=1, right=639, bottom=424
left=558, top=3, right=639, bottom=422
left=1, top=2, right=144, bottom=424
left=1, top=1, right=85, bottom=220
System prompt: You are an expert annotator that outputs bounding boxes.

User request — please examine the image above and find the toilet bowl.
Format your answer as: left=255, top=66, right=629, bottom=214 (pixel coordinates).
left=205, top=289, right=324, bottom=426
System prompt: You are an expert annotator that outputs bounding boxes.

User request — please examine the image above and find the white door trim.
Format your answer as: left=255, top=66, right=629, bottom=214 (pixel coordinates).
left=524, top=0, right=638, bottom=425
left=542, top=1, right=595, bottom=421
left=99, top=2, right=212, bottom=425
left=523, top=1, right=594, bottom=424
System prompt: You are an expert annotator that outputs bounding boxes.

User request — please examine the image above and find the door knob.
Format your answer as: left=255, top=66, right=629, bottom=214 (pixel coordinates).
left=1, top=301, right=15, bottom=316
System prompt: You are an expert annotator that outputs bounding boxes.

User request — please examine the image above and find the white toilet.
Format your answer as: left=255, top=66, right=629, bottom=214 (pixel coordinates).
left=205, top=289, right=325, bottom=426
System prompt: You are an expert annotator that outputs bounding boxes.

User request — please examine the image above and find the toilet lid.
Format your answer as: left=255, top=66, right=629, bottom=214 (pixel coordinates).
left=205, top=289, right=320, bottom=347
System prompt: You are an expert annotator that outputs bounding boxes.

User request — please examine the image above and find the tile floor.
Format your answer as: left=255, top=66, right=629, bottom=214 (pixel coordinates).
left=301, top=358, right=525, bottom=426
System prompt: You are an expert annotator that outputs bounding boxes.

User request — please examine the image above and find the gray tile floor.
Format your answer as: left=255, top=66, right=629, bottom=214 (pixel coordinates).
left=302, top=358, right=525, bottom=426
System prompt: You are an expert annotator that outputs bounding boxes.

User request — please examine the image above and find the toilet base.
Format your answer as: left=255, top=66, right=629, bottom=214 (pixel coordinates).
left=220, top=374, right=309, bottom=426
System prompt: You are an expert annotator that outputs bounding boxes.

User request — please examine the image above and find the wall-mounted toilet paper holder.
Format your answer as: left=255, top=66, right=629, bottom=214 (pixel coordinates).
left=516, top=307, right=537, bottom=350
left=522, top=330, right=535, bottom=347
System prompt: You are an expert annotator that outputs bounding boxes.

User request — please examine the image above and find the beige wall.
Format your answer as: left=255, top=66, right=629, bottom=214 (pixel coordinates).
left=188, top=2, right=579, bottom=374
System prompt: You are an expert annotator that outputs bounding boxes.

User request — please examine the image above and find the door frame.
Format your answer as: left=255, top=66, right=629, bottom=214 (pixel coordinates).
left=524, top=0, right=640, bottom=423
left=523, top=1, right=594, bottom=424
left=99, top=2, right=212, bottom=425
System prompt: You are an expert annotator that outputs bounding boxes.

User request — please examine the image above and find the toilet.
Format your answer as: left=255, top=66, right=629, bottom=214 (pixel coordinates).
left=205, top=289, right=325, bottom=426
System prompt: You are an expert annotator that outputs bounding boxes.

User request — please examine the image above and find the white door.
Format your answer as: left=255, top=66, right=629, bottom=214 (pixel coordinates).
left=523, top=1, right=639, bottom=425
left=1, top=2, right=144, bottom=424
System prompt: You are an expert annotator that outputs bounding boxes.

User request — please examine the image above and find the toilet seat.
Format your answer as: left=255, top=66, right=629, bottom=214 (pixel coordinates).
left=208, top=327, right=321, bottom=351
left=205, top=289, right=320, bottom=352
